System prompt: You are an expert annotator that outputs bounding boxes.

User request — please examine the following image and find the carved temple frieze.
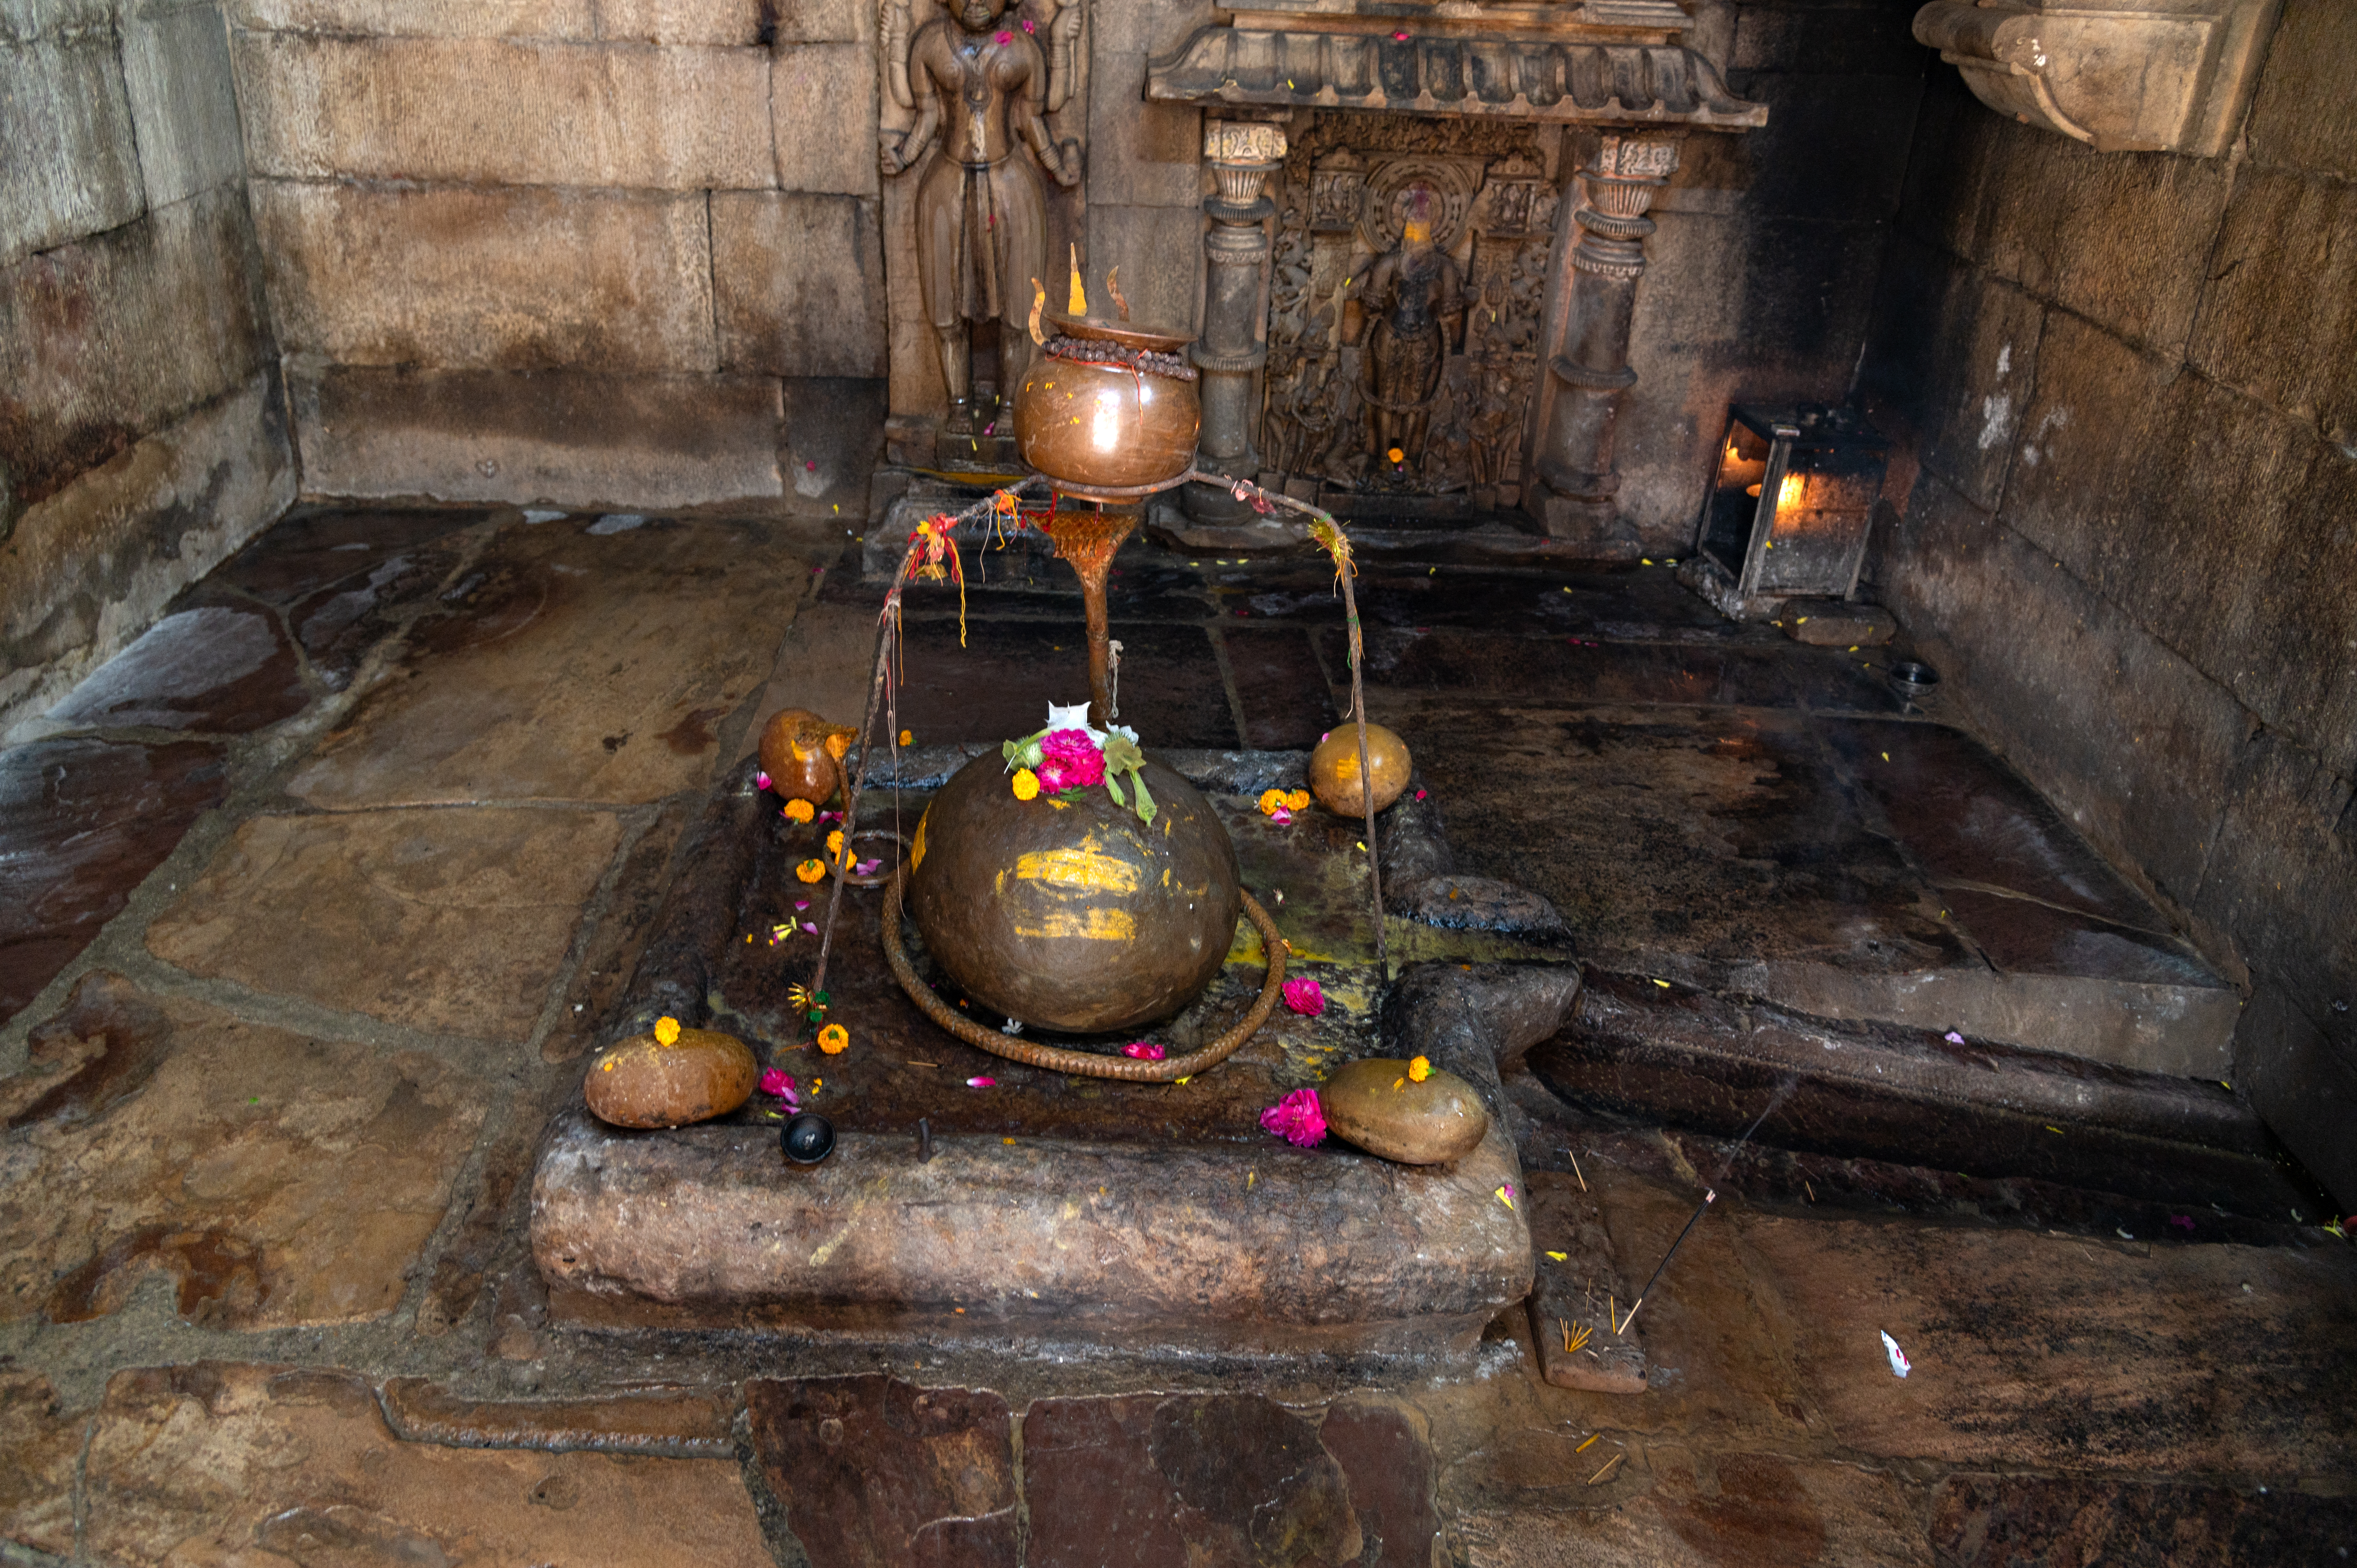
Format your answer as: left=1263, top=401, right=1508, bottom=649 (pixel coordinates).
left=1146, top=2, right=1765, bottom=130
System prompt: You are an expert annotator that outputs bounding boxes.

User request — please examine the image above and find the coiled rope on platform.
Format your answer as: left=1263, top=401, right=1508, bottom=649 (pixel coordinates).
left=879, top=863, right=1287, bottom=1082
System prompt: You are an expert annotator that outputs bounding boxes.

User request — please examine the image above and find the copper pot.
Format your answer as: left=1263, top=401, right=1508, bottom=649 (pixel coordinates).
left=1013, top=315, right=1200, bottom=492
left=905, top=750, right=1241, bottom=1034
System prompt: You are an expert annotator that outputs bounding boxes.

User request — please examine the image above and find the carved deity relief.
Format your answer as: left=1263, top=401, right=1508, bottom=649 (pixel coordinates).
left=879, top=0, right=1087, bottom=434
left=1259, top=114, right=1558, bottom=507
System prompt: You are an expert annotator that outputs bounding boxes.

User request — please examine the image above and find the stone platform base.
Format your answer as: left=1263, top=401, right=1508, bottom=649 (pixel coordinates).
left=529, top=745, right=1583, bottom=1356
left=534, top=1113, right=1528, bottom=1354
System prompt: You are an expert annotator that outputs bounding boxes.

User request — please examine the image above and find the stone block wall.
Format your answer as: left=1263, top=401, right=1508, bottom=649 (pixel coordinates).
left=0, top=0, right=295, bottom=736
left=1606, top=0, right=1932, bottom=547
left=226, top=0, right=891, bottom=517
left=1859, top=0, right=2357, bottom=1206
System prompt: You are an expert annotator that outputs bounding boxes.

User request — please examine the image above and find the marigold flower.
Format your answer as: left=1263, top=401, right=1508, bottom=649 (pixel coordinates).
left=1259, top=788, right=1288, bottom=816
left=827, top=830, right=845, bottom=859
left=1260, top=1088, right=1326, bottom=1148
left=1281, top=977, right=1326, bottom=1017
left=795, top=858, right=827, bottom=883
left=1408, top=1054, right=1432, bottom=1082
left=899, top=729, right=914, bottom=746
left=783, top=798, right=816, bottom=824
left=1285, top=789, right=1312, bottom=812
left=817, top=1024, right=849, bottom=1054
left=1012, top=768, right=1041, bottom=801
left=653, top=1017, right=682, bottom=1046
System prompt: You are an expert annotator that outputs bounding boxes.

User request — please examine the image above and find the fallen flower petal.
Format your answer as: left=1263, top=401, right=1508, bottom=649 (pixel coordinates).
left=1944, top=1029, right=1966, bottom=1044
left=756, top=771, right=773, bottom=791
left=1281, top=977, right=1326, bottom=1016
left=1259, top=1087, right=1326, bottom=1147
left=967, top=1076, right=997, bottom=1088
left=1122, top=1041, right=1166, bottom=1060
left=1495, top=1183, right=1515, bottom=1210
left=1269, top=805, right=1293, bottom=825
left=855, top=857, right=883, bottom=875
left=1881, top=1330, right=1911, bottom=1378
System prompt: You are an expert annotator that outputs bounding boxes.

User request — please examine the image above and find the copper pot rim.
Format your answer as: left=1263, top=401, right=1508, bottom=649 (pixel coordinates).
left=1045, top=312, right=1191, bottom=355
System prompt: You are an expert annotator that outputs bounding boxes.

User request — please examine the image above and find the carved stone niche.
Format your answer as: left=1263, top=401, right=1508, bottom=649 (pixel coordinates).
left=1258, top=116, right=1563, bottom=515
left=1151, top=1, right=1768, bottom=534
left=1914, top=0, right=2281, bottom=157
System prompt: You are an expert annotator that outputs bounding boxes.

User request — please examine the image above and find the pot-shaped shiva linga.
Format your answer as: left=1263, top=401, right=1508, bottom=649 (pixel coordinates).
left=906, top=740, right=1240, bottom=1035
left=1011, top=271, right=1199, bottom=494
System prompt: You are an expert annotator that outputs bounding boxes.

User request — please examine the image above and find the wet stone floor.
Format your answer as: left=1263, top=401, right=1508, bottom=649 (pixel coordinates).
left=0, top=501, right=2351, bottom=1566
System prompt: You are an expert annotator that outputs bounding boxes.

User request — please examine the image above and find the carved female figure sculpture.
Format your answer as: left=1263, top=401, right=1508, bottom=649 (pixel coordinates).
left=880, top=0, right=1083, bottom=434
left=1348, top=186, right=1466, bottom=468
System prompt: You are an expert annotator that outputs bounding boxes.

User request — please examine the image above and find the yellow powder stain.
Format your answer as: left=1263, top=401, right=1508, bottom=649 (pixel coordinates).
left=1013, top=907, right=1138, bottom=942
left=1014, top=847, right=1138, bottom=894
left=910, top=811, right=928, bottom=872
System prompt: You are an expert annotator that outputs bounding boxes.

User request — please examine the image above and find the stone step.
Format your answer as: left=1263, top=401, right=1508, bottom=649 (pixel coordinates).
left=1530, top=972, right=2302, bottom=1216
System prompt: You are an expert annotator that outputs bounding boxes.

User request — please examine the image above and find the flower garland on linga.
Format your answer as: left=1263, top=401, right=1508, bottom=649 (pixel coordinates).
left=1002, top=701, right=1156, bottom=824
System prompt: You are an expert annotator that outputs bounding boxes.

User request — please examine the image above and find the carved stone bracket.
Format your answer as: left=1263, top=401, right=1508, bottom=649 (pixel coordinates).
left=1527, top=132, right=1678, bottom=544
left=1914, top=0, right=2280, bottom=157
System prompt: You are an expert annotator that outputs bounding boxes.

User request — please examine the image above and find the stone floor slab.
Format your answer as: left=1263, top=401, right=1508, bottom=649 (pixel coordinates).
left=878, top=615, right=1239, bottom=749
left=288, top=515, right=808, bottom=806
left=1731, top=1209, right=2357, bottom=1474
left=382, top=1378, right=735, bottom=1457
left=43, top=602, right=310, bottom=733
left=0, top=1372, right=82, bottom=1557
left=1223, top=625, right=1339, bottom=750
left=1451, top=1453, right=1933, bottom=1568
left=1021, top=1393, right=1365, bottom=1568
left=746, top=1374, right=1017, bottom=1568
left=1928, top=1473, right=2357, bottom=1565
left=83, top=1363, right=771, bottom=1568
left=0, top=736, right=228, bottom=1026
left=147, top=804, right=621, bottom=1039
left=0, top=972, right=486, bottom=1327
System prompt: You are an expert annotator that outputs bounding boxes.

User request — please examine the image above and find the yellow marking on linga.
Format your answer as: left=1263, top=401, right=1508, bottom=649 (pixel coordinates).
left=910, top=811, right=928, bottom=871
left=1013, top=847, right=1140, bottom=895
left=1013, top=907, right=1138, bottom=942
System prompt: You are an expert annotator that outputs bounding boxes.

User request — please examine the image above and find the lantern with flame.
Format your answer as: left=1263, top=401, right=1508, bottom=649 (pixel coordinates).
left=1691, top=404, right=1889, bottom=616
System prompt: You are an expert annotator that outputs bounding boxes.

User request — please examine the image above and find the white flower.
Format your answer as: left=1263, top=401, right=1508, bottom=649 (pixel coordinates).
left=1000, top=1018, right=1025, bottom=1035
left=1044, top=701, right=1104, bottom=742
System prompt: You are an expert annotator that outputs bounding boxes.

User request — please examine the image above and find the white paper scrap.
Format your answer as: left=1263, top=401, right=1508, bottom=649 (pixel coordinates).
left=1880, top=1330, right=1912, bottom=1379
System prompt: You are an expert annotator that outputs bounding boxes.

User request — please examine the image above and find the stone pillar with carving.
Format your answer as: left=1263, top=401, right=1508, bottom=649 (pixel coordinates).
left=1183, top=122, right=1285, bottom=526
left=1527, top=133, right=1680, bottom=546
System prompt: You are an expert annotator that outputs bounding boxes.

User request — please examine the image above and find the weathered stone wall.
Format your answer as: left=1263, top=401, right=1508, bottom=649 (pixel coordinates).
left=1608, top=0, right=1932, bottom=546
left=1859, top=0, right=2357, bottom=1206
left=0, top=0, right=295, bottom=735
left=226, top=0, right=891, bottom=517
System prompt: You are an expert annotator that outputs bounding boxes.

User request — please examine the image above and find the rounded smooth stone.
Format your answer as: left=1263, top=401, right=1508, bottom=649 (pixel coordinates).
left=584, top=1027, right=758, bottom=1129
left=1320, top=1057, right=1489, bottom=1165
left=906, top=752, right=1241, bottom=1034
left=1308, top=724, right=1412, bottom=817
left=758, top=708, right=853, bottom=805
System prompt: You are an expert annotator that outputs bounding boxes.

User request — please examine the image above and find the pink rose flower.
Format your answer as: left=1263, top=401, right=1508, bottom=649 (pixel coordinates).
left=1035, top=728, right=1106, bottom=793
left=1282, top=977, right=1325, bottom=1017
left=1260, top=1088, right=1326, bottom=1148
left=1122, top=1041, right=1166, bottom=1060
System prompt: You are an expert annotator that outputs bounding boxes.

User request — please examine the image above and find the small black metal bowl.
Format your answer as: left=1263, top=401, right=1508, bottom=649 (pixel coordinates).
left=781, top=1112, right=836, bottom=1165
left=1887, top=659, right=1941, bottom=707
